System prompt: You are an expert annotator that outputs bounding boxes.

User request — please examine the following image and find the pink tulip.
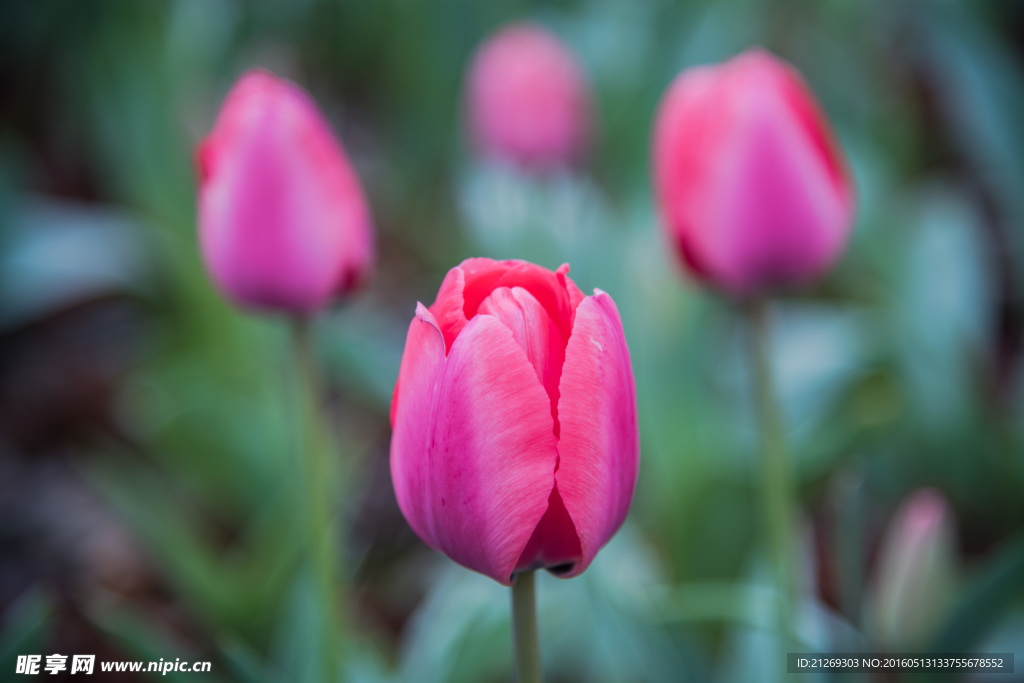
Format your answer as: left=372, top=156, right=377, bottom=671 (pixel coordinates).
left=390, top=258, right=638, bottom=585
left=466, top=23, right=592, bottom=168
left=870, top=488, right=957, bottom=647
left=197, top=69, right=373, bottom=312
left=653, top=49, right=854, bottom=294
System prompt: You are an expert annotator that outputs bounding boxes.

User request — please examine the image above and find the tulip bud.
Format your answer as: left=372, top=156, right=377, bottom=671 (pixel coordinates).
left=869, top=488, right=957, bottom=649
left=390, top=259, right=638, bottom=585
left=197, top=70, right=373, bottom=312
left=465, top=24, right=592, bottom=168
left=652, top=49, right=853, bottom=295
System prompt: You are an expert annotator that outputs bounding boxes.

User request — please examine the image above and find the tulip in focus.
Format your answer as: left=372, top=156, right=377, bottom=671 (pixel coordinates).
left=869, top=488, right=957, bottom=649
left=466, top=24, right=592, bottom=168
left=197, top=69, right=373, bottom=312
left=390, top=258, right=638, bottom=585
left=653, top=49, right=854, bottom=295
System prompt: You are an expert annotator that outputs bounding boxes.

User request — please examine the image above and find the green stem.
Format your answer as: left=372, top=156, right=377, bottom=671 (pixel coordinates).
left=746, top=299, right=796, bottom=648
left=511, top=571, right=542, bottom=683
left=291, top=317, right=343, bottom=680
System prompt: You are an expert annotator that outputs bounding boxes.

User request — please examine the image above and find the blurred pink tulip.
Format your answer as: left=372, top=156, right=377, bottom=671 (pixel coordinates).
left=870, top=488, right=957, bottom=648
left=197, top=69, right=373, bottom=312
left=390, top=258, right=638, bottom=585
left=466, top=23, right=592, bottom=168
left=653, top=49, right=854, bottom=295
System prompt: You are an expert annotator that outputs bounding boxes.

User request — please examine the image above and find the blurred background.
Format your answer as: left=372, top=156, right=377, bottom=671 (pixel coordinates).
left=2, top=0, right=1024, bottom=681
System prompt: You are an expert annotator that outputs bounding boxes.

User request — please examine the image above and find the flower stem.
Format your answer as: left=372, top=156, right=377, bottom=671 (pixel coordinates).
left=746, top=299, right=796, bottom=647
left=291, top=316, right=343, bottom=680
left=511, top=571, right=542, bottom=683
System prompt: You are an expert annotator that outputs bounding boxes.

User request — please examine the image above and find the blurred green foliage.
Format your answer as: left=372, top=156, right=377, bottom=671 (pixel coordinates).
left=2, top=0, right=1024, bottom=681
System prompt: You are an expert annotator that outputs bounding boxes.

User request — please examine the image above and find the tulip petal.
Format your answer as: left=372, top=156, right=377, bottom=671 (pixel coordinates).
left=555, top=262, right=586, bottom=320
left=717, top=57, right=850, bottom=290
left=390, top=304, right=448, bottom=544
left=477, top=286, right=565, bottom=432
left=773, top=58, right=851, bottom=210
left=430, top=266, right=470, bottom=352
left=555, top=291, right=638, bottom=575
left=653, top=50, right=852, bottom=294
left=198, top=71, right=373, bottom=311
left=467, top=23, right=591, bottom=167
left=652, top=66, right=721, bottom=281
left=430, top=258, right=585, bottom=353
left=515, top=484, right=582, bottom=574
left=396, top=313, right=558, bottom=585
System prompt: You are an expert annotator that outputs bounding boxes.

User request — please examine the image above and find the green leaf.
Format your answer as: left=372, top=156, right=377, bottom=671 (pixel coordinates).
left=929, top=532, right=1024, bottom=653
left=0, top=586, right=53, bottom=673
left=87, top=603, right=227, bottom=683
left=269, top=569, right=333, bottom=683
left=218, top=635, right=270, bottom=683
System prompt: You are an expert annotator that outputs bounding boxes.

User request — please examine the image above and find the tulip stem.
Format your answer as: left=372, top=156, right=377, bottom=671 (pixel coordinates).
left=746, top=299, right=796, bottom=649
left=511, top=571, right=542, bottom=683
left=291, top=317, right=343, bottom=680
